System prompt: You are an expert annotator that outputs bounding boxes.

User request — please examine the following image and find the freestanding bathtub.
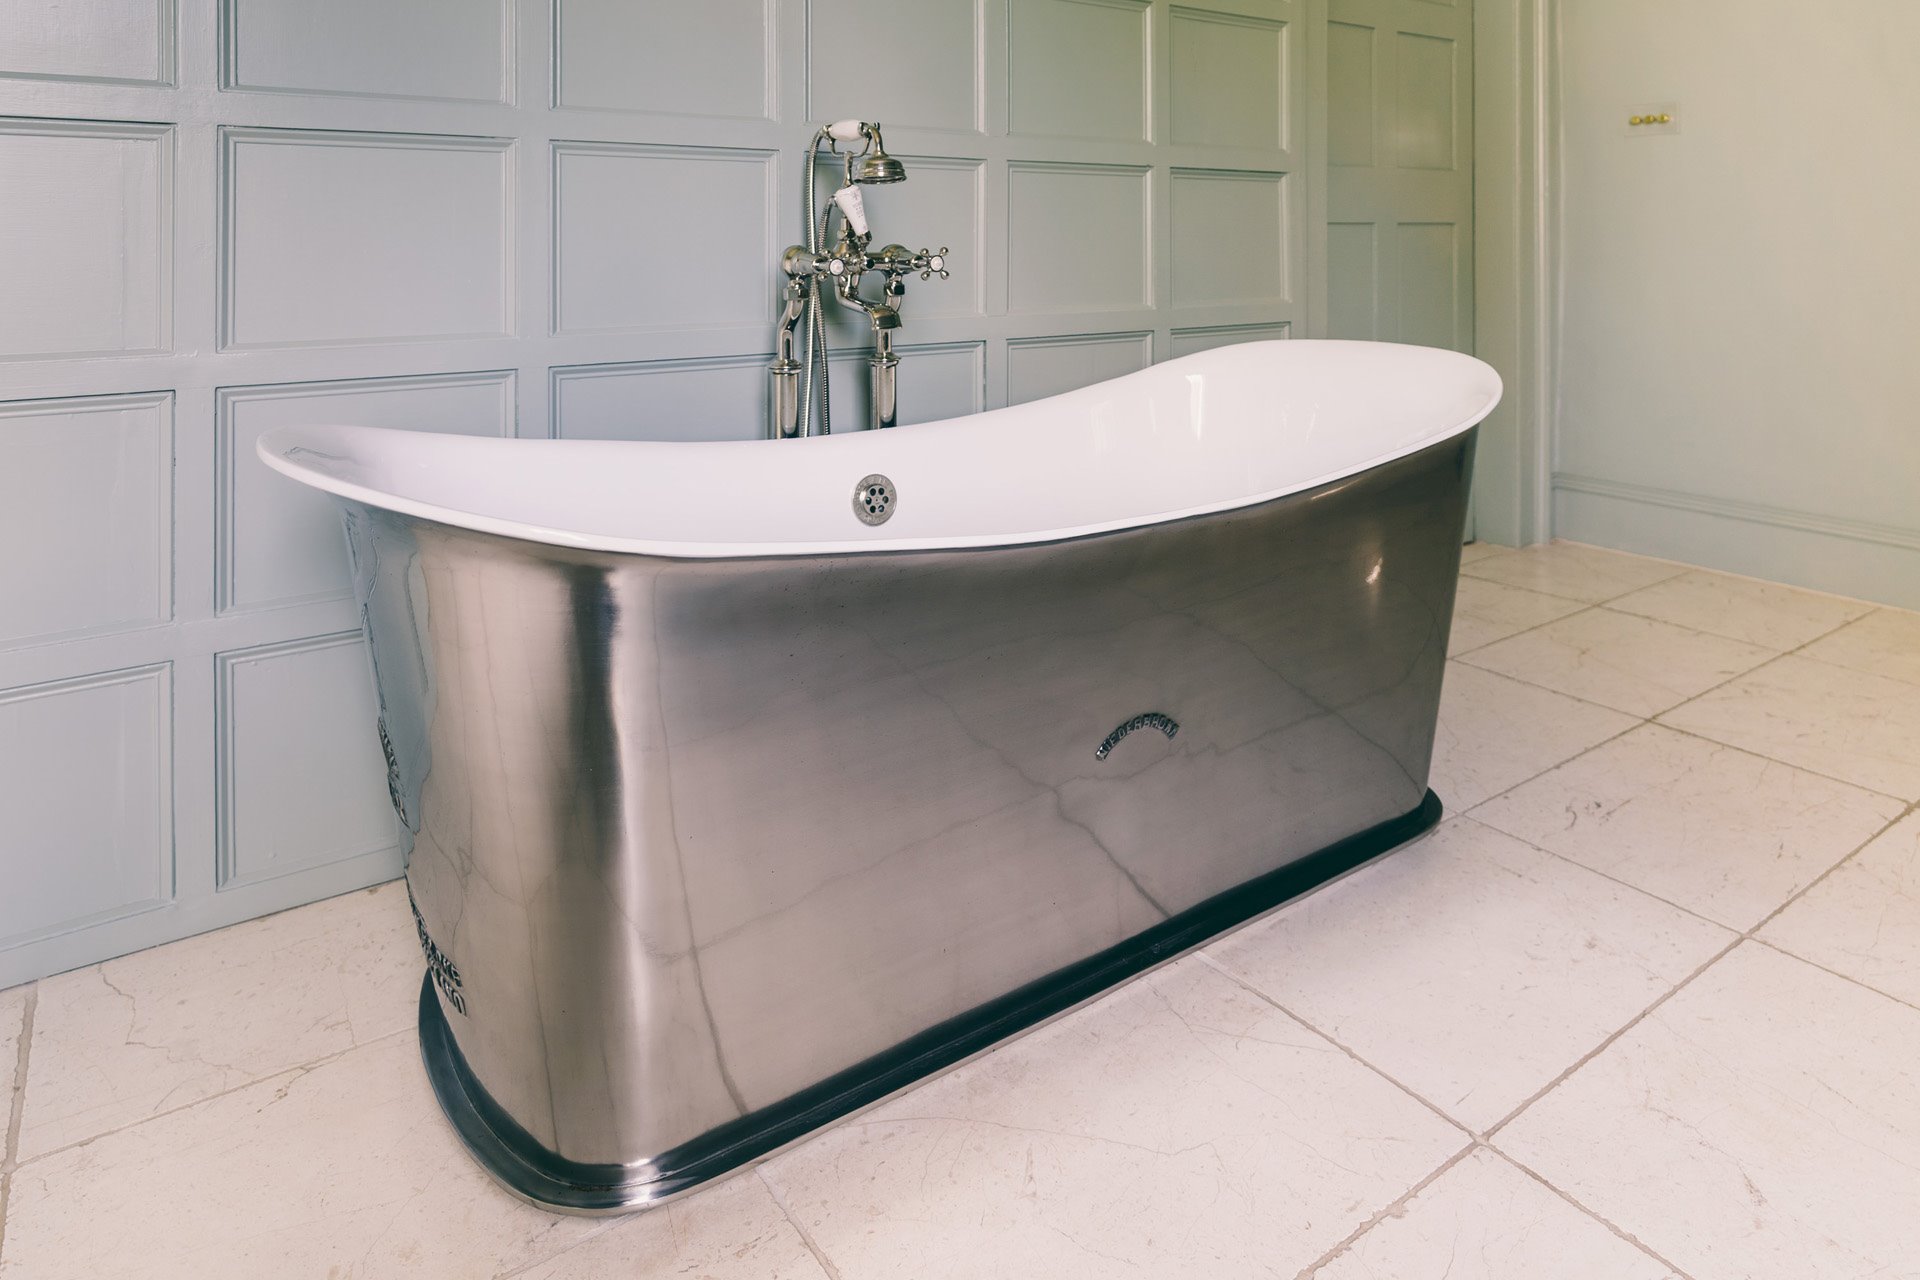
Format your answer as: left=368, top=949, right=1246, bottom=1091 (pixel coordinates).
left=259, top=339, right=1501, bottom=1213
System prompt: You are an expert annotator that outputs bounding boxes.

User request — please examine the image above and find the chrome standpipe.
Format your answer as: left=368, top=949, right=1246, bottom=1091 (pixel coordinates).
left=869, top=304, right=901, bottom=434
left=769, top=278, right=806, bottom=440
left=771, top=120, right=949, bottom=437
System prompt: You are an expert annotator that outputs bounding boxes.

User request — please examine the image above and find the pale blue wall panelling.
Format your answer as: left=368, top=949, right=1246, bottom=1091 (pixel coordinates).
left=0, top=394, right=172, bottom=646
left=220, top=128, right=514, bottom=348
left=0, top=666, right=172, bottom=950
left=215, top=633, right=395, bottom=890
left=0, top=120, right=171, bottom=359
left=0, top=0, right=1307, bottom=984
left=1006, top=332, right=1153, bottom=406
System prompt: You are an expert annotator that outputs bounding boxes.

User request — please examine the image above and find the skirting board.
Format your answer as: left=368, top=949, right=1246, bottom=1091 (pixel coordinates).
left=1554, top=473, right=1920, bottom=612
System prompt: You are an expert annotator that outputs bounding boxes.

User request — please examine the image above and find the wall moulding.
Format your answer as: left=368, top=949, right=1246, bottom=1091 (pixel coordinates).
left=218, top=125, right=515, bottom=351
left=0, top=661, right=174, bottom=954
left=0, top=0, right=176, bottom=88
left=0, top=116, right=174, bottom=362
left=0, top=391, right=174, bottom=649
left=214, top=631, right=398, bottom=891
left=215, top=370, right=517, bottom=615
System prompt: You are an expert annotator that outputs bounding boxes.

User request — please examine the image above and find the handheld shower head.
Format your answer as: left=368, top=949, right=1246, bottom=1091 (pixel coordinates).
left=833, top=120, right=906, bottom=184
left=854, top=154, right=906, bottom=184
left=853, top=148, right=906, bottom=184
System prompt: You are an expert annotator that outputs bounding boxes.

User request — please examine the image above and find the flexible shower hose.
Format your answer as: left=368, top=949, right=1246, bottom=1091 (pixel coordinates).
left=799, top=129, right=833, bottom=436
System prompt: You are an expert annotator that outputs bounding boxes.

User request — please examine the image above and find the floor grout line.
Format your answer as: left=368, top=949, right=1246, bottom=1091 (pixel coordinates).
left=1457, top=592, right=1820, bottom=672
left=1597, top=596, right=1873, bottom=655
left=7, top=1018, right=417, bottom=1171
left=758, top=1166, right=846, bottom=1280
left=1209, top=588, right=1919, bottom=1267
left=1235, top=616, right=1919, bottom=1275
left=1479, top=795, right=1919, bottom=1146
left=1450, top=572, right=1920, bottom=808
left=1195, top=952, right=1472, bottom=1140
left=1447, top=711, right=1650, bottom=816
left=1454, top=544, right=1893, bottom=711
left=1458, top=546, right=1693, bottom=608
left=1790, top=641, right=1920, bottom=692
left=1478, top=933, right=1744, bottom=1145
left=1289, top=1140, right=1479, bottom=1280
left=0, top=983, right=40, bottom=1267
left=1746, top=935, right=1920, bottom=1019
left=1446, top=597, right=1596, bottom=659
left=1733, top=795, right=1920, bottom=948
left=1454, top=816, right=1739, bottom=933
left=1644, top=597, right=1917, bottom=723
left=1468, top=787, right=1892, bottom=940
left=1646, top=721, right=1915, bottom=805
left=1446, top=650, right=1662, bottom=723
left=1453, top=613, right=1782, bottom=722
left=1484, top=1146, right=1698, bottom=1280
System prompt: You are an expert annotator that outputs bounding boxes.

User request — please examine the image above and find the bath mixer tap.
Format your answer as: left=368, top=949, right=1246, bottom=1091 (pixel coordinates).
left=770, top=120, right=950, bottom=438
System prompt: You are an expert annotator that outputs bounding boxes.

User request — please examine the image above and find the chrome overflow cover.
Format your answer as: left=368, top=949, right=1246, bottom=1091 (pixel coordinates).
left=852, top=474, right=897, bottom=526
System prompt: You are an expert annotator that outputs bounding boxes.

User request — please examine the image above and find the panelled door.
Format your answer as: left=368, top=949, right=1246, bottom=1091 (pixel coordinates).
left=1324, top=0, right=1474, bottom=355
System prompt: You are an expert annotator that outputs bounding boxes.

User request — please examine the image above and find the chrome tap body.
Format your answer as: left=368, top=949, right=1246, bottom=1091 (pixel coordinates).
left=771, top=121, right=949, bottom=437
left=768, top=278, right=807, bottom=440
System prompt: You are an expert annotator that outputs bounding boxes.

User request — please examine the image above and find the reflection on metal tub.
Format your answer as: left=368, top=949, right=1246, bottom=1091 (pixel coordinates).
left=259, top=339, right=1502, bottom=1213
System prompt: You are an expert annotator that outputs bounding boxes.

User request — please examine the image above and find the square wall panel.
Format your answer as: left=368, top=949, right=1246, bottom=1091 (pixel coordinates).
left=217, top=634, right=397, bottom=889
left=1008, top=163, right=1150, bottom=313
left=1009, top=0, right=1149, bottom=143
left=1170, top=7, right=1286, bottom=151
left=0, top=665, right=171, bottom=950
left=218, top=372, right=515, bottom=614
left=1171, top=169, right=1287, bottom=308
left=827, top=341, right=985, bottom=428
left=0, top=120, right=169, bottom=359
left=1327, top=21, right=1374, bottom=166
left=1006, top=331, right=1151, bottom=405
left=1399, top=221, right=1459, bottom=348
left=0, top=0, right=172, bottom=84
left=554, top=0, right=772, bottom=119
left=0, top=394, right=171, bottom=647
left=223, top=0, right=510, bottom=103
left=221, top=127, right=511, bottom=348
left=810, top=0, right=980, bottom=132
left=553, top=356, right=767, bottom=442
left=1327, top=221, right=1378, bottom=339
left=1170, top=322, right=1289, bottom=358
left=822, top=155, right=984, bottom=317
left=553, top=142, right=773, bottom=335
left=1393, top=30, right=1456, bottom=170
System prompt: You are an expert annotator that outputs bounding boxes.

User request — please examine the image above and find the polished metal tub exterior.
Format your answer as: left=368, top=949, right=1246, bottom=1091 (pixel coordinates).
left=345, top=428, right=1476, bottom=1212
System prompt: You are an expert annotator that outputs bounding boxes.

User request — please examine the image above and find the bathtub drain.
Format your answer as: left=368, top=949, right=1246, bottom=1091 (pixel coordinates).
left=853, top=474, right=897, bottom=526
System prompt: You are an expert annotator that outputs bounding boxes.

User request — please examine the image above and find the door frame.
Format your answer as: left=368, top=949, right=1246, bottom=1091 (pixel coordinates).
left=1470, top=0, right=1555, bottom=547
left=1303, top=0, right=1554, bottom=547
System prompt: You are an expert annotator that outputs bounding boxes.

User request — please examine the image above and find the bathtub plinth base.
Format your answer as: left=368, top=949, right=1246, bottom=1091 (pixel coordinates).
left=418, top=790, right=1445, bottom=1215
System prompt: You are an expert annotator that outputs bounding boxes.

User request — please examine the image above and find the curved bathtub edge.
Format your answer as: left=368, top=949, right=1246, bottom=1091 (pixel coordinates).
left=417, top=789, right=1447, bottom=1216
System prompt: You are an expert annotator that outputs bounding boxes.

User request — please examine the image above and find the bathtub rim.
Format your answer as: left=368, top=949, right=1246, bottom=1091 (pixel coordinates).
left=258, top=340, right=1501, bottom=561
left=416, top=790, right=1445, bottom=1216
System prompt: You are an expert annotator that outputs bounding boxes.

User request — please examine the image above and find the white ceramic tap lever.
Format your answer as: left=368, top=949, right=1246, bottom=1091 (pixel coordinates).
left=826, top=119, right=868, bottom=143
left=831, top=184, right=870, bottom=238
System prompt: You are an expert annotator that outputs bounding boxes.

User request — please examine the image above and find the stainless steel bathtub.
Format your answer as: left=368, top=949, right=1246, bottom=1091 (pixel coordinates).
left=341, top=429, right=1473, bottom=1212
left=261, top=339, right=1499, bottom=1212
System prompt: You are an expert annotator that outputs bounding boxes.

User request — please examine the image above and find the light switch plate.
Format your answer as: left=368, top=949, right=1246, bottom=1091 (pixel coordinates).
left=1625, top=103, right=1681, bottom=136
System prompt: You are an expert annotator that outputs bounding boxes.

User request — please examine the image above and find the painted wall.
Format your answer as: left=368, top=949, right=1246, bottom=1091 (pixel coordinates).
left=0, top=0, right=1306, bottom=983
left=1552, top=0, right=1920, bottom=607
